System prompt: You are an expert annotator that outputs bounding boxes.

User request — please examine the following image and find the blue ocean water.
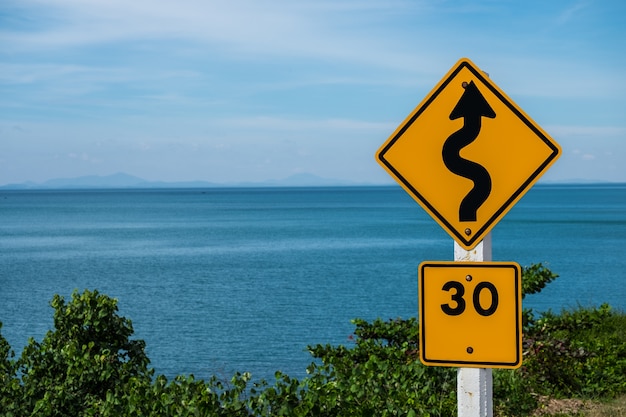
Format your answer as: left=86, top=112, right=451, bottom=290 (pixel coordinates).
left=1, top=185, right=625, bottom=381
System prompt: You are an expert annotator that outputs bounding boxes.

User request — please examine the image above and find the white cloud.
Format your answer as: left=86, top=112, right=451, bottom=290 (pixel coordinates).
left=546, top=125, right=626, bottom=138
left=216, top=116, right=393, bottom=132
left=5, top=0, right=624, bottom=100
left=1, top=0, right=449, bottom=79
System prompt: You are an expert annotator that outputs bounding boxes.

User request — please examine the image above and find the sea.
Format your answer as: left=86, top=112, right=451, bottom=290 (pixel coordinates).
left=1, top=184, right=625, bottom=382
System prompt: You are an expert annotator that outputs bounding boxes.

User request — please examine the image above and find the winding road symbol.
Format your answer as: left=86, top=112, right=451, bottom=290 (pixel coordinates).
left=375, top=58, right=561, bottom=250
left=443, top=81, right=495, bottom=222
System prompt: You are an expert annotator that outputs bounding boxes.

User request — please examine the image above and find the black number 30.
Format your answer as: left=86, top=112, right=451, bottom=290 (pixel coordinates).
left=441, top=281, right=498, bottom=316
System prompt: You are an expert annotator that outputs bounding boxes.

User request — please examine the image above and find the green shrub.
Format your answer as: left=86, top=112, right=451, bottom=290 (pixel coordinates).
left=94, top=373, right=251, bottom=417
left=302, top=318, right=457, bottom=416
left=246, top=318, right=456, bottom=417
left=0, top=323, right=22, bottom=417
left=523, top=303, right=626, bottom=399
left=521, top=263, right=559, bottom=299
left=14, top=289, right=152, bottom=416
left=0, top=263, right=624, bottom=417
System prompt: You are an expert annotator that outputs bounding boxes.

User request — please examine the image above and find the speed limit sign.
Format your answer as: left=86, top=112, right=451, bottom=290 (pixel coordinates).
left=418, top=261, right=522, bottom=369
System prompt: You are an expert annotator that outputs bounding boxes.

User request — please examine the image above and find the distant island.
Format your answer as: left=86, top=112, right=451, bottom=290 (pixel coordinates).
left=0, top=172, right=377, bottom=190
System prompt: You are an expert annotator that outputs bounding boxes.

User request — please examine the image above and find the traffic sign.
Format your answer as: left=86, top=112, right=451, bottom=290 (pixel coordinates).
left=377, top=58, right=561, bottom=249
left=418, top=261, right=522, bottom=369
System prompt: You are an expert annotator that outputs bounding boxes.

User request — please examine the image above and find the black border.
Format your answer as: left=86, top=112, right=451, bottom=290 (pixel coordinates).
left=378, top=61, right=560, bottom=248
left=419, top=262, right=522, bottom=368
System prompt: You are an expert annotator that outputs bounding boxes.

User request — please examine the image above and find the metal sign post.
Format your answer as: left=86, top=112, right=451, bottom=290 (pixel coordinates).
left=455, top=234, right=492, bottom=417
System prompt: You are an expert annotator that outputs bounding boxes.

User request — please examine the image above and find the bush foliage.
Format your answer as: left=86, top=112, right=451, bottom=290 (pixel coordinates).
left=1, top=264, right=624, bottom=416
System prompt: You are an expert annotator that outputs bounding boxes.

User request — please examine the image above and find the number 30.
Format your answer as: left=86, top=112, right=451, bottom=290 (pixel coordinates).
left=440, top=281, right=498, bottom=316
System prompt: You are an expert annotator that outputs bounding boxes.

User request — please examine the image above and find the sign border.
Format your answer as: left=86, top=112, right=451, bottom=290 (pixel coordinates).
left=377, top=58, right=561, bottom=249
left=418, top=261, right=522, bottom=369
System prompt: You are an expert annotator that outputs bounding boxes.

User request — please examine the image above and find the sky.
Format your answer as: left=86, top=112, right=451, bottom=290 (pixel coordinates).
left=1, top=0, right=625, bottom=185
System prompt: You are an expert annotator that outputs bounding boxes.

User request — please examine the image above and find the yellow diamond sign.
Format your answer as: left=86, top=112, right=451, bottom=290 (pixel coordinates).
left=377, top=58, right=561, bottom=249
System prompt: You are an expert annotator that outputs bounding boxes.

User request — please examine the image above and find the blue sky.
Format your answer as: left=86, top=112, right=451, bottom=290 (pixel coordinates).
left=1, top=0, right=625, bottom=184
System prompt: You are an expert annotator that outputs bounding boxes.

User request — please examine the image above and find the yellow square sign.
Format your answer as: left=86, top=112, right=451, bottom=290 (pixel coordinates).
left=377, top=58, right=561, bottom=249
left=418, top=261, right=522, bottom=369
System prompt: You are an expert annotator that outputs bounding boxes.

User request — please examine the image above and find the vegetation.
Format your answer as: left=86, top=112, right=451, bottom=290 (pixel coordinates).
left=1, top=264, right=624, bottom=416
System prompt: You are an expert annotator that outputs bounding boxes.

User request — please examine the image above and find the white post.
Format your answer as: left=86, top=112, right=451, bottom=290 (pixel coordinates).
left=455, top=233, right=493, bottom=417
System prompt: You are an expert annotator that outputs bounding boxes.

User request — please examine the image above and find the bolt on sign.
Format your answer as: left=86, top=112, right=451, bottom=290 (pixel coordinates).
left=376, top=58, right=561, bottom=249
left=418, top=261, right=522, bottom=369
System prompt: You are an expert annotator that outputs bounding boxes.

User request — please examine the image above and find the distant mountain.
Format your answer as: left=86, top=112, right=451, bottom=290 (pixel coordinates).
left=0, top=172, right=365, bottom=189
left=41, top=173, right=148, bottom=188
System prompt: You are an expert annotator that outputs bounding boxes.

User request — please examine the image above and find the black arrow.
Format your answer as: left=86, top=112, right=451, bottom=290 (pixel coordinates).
left=442, top=81, right=495, bottom=222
